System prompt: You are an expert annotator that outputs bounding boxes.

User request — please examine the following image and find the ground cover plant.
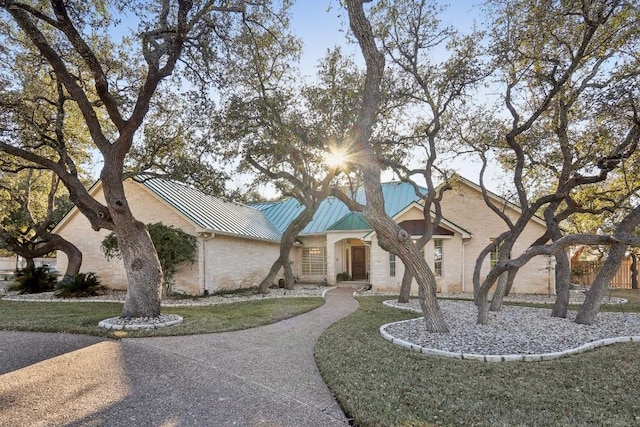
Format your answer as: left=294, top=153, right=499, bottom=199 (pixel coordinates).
left=0, top=297, right=323, bottom=339
left=8, top=266, right=57, bottom=294
left=316, top=292, right=640, bottom=427
left=54, top=272, right=106, bottom=298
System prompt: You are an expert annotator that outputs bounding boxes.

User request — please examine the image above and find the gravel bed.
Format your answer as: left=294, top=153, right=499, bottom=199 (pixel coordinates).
left=383, top=299, right=640, bottom=356
left=2, top=285, right=328, bottom=306
left=98, top=314, right=184, bottom=330
left=357, top=289, right=626, bottom=306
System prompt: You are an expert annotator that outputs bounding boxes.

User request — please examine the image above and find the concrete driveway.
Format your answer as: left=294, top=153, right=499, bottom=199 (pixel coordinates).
left=0, top=287, right=358, bottom=426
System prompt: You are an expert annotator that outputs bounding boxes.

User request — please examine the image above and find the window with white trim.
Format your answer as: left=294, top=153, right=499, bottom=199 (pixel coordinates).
left=434, top=239, right=443, bottom=277
left=490, top=238, right=505, bottom=268
left=302, top=247, right=326, bottom=275
left=389, top=253, right=396, bottom=277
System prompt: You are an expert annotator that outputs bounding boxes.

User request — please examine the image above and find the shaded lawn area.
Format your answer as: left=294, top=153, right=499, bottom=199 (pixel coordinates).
left=0, top=297, right=324, bottom=339
left=316, top=293, right=640, bottom=427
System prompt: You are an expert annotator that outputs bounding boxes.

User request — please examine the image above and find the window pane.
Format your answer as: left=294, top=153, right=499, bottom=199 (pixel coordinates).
left=434, top=239, right=443, bottom=277
left=389, top=253, right=396, bottom=277
left=302, top=247, right=326, bottom=275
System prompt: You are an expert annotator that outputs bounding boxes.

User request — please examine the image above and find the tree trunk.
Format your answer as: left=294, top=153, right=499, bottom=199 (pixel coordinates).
left=489, top=272, right=508, bottom=311
left=9, top=233, right=81, bottom=279
left=361, top=171, right=448, bottom=333
left=283, top=258, right=295, bottom=290
left=398, top=269, right=412, bottom=303
left=258, top=206, right=315, bottom=293
left=576, top=205, right=640, bottom=325
left=345, top=0, right=446, bottom=332
left=258, top=256, right=285, bottom=293
left=631, top=252, right=638, bottom=290
left=25, top=257, right=35, bottom=269
left=102, top=174, right=163, bottom=318
left=552, top=249, right=571, bottom=318
left=575, top=242, right=627, bottom=325
left=477, top=291, right=490, bottom=325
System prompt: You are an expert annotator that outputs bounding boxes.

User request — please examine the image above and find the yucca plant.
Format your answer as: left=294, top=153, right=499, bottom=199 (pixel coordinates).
left=9, top=265, right=57, bottom=294
left=54, top=272, right=105, bottom=298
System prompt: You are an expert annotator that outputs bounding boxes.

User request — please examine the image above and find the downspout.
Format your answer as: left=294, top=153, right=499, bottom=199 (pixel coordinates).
left=461, top=239, right=470, bottom=293
left=199, top=232, right=215, bottom=295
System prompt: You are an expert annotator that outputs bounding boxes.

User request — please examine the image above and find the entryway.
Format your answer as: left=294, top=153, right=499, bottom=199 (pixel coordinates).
left=351, top=246, right=367, bottom=280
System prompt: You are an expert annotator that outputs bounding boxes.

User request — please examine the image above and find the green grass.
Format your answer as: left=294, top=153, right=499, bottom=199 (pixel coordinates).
left=0, top=297, right=324, bottom=339
left=316, top=294, right=640, bottom=427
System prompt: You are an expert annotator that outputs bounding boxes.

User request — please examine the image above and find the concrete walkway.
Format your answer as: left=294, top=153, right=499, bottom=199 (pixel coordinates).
left=0, top=287, right=358, bottom=427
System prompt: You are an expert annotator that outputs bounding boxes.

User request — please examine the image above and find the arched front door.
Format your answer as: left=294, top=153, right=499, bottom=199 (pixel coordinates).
left=351, top=246, right=367, bottom=280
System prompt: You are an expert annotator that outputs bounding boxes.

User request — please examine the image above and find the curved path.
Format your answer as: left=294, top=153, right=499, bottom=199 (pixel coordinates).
left=0, top=287, right=358, bottom=427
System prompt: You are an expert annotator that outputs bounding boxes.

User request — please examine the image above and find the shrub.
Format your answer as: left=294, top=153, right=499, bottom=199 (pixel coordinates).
left=336, top=272, right=351, bottom=282
left=101, top=222, right=197, bottom=296
left=54, top=272, right=106, bottom=298
left=9, top=265, right=57, bottom=294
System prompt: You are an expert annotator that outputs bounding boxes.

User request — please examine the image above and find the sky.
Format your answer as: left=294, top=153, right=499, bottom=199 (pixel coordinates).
left=95, top=1, right=502, bottom=196
left=279, top=1, right=504, bottom=194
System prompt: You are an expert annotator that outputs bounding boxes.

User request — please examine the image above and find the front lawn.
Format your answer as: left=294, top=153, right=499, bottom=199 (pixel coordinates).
left=316, top=294, right=640, bottom=427
left=0, top=297, right=324, bottom=338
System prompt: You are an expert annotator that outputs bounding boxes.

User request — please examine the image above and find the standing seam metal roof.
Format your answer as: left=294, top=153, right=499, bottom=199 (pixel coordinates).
left=254, top=182, right=427, bottom=235
left=135, top=176, right=282, bottom=242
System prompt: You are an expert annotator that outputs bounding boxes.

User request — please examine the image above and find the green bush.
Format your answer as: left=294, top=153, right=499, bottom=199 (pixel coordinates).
left=54, top=272, right=106, bottom=298
left=336, top=272, right=351, bottom=282
left=9, top=265, right=57, bottom=294
left=101, top=222, right=197, bottom=296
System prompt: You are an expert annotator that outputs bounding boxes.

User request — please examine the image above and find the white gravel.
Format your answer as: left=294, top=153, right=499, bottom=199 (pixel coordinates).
left=383, top=298, right=640, bottom=356
left=2, top=285, right=329, bottom=330
left=2, top=285, right=328, bottom=306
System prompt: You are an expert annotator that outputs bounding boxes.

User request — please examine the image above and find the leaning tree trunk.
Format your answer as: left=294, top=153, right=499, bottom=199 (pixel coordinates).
left=283, top=259, right=295, bottom=290
left=362, top=174, right=448, bottom=333
left=102, top=172, right=163, bottom=319
left=576, top=205, right=640, bottom=325
left=346, top=0, right=447, bottom=333
left=489, top=272, right=509, bottom=311
left=258, top=255, right=287, bottom=293
left=59, top=241, right=82, bottom=279
left=575, top=242, right=627, bottom=325
left=43, top=233, right=83, bottom=279
left=552, top=249, right=571, bottom=318
left=398, top=269, right=413, bottom=303
left=258, top=207, right=315, bottom=293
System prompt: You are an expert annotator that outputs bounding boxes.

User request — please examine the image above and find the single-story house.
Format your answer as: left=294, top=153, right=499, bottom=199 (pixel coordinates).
left=54, top=176, right=555, bottom=295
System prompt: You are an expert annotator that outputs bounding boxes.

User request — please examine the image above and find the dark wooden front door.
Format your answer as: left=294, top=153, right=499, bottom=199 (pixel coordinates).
left=351, top=247, right=367, bottom=280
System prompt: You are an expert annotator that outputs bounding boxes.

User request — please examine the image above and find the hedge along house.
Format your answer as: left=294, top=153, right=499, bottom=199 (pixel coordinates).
left=54, top=176, right=555, bottom=295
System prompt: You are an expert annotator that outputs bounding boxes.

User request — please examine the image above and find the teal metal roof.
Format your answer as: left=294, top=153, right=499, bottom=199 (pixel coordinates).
left=327, top=212, right=370, bottom=231
left=134, top=177, right=426, bottom=240
left=254, top=181, right=426, bottom=235
left=135, top=176, right=282, bottom=242
left=252, top=198, right=303, bottom=233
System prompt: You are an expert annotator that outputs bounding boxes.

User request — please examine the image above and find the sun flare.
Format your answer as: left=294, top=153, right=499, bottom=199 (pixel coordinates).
left=325, top=147, right=349, bottom=168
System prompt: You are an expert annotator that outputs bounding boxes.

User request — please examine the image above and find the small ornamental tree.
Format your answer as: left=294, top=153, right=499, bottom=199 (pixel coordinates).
left=102, top=223, right=197, bottom=296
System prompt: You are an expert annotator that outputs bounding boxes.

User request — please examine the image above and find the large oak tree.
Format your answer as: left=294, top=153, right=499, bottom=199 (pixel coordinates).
left=0, top=0, right=284, bottom=318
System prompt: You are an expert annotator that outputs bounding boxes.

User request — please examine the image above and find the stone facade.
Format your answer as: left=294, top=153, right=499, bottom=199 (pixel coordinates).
left=203, top=234, right=281, bottom=292
left=54, top=177, right=554, bottom=296
left=314, top=180, right=554, bottom=296
left=439, top=180, right=553, bottom=295
left=55, top=180, right=281, bottom=295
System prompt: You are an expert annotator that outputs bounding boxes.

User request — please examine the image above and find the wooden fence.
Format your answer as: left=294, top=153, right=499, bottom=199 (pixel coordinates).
left=571, top=258, right=636, bottom=289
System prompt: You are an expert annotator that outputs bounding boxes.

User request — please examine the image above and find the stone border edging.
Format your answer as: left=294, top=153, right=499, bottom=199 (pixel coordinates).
left=2, top=289, right=332, bottom=306
left=98, top=314, right=184, bottom=330
left=380, top=300, right=640, bottom=362
left=380, top=319, right=640, bottom=362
